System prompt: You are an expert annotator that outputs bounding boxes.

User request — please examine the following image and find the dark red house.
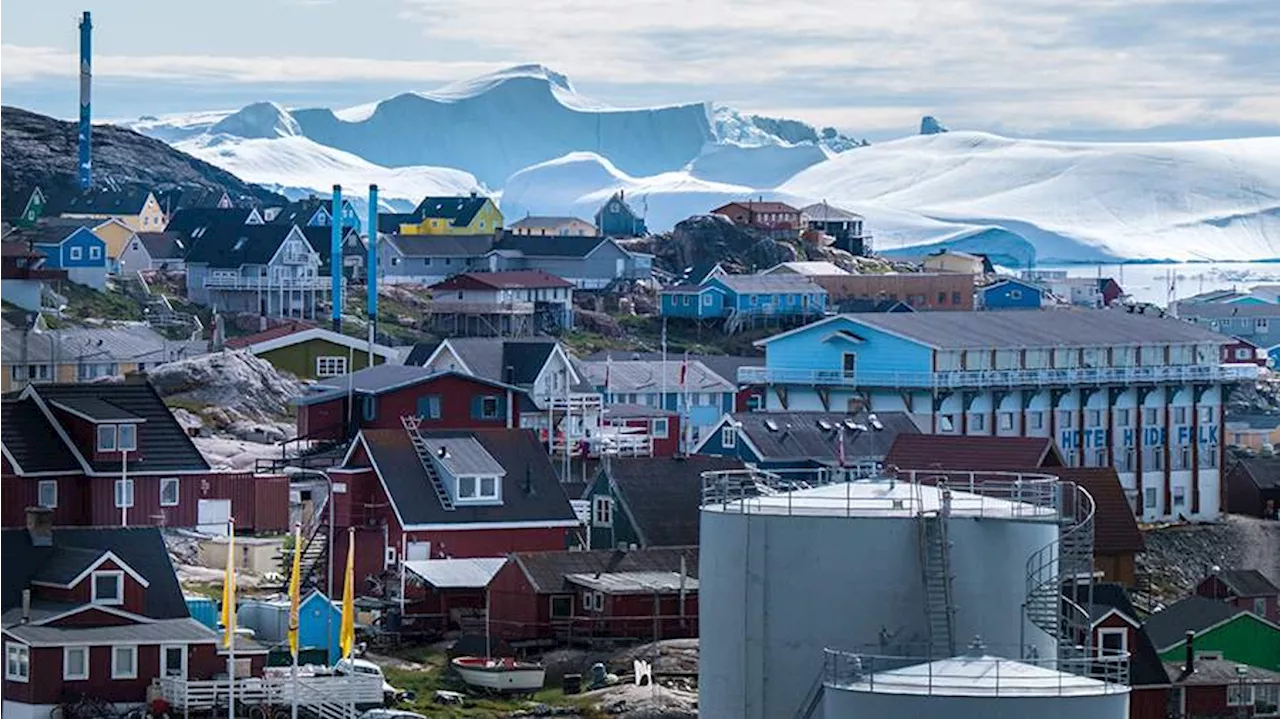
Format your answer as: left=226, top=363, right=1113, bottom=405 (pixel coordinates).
left=1, top=381, right=288, bottom=533
left=324, top=427, right=580, bottom=592
left=295, top=365, right=531, bottom=441
left=1164, top=656, right=1280, bottom=718
left=1098, top=277, right=1125, bottom=306
left=487, top=546, right=698, bottom=645
left=600, top=404, right=680, bottom=458
left=1221, top=337, right=1268, bottom=366
left=1080, top=583, right=1171, bottom=719
left=1225, top=457, right=1280, bottom=519
left=710, top=201, right=802, bottom=231
left=1, top=509, right=226, bottom=718
left=1195, top=569, right=1280, bottom=624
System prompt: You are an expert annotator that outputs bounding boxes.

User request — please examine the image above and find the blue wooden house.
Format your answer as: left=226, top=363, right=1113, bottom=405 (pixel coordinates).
left=594, top=190, right=647, bottom=238
left=27, top=224, right=108, bottom=290
left=238, top=590, right=341, bottom=664
left=660, top=273, right=828, bottom=320
left=979, top=277, right=1045, bottom=310
left=271, top=196, right=361, bottom=232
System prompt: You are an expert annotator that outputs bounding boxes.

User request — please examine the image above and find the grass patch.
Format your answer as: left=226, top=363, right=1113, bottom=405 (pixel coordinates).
left=381, top=650, right=601, bottom=718
left=57, top=281, right=146, bottom=322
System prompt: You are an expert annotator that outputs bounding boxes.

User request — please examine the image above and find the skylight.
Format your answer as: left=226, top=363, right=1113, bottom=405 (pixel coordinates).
left=232, top=237, right=248, bottom=252
left=817, top=420, right=833, bottom=431
left=764, top=419, right=779, bottom=432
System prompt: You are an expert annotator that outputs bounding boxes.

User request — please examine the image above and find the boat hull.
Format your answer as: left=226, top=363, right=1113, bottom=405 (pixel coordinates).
left=451, top=657, right=546, bottom=693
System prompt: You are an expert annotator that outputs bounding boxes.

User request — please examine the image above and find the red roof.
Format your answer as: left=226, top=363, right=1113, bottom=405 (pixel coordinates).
left=1033, top=467, right=1144, bottom=555
left=884, top=434, right=1063, bottom=472
left=712, top=201, right=801, bottom=215
left=225, top=321, right=316, bottom=349
left=430, top=270, right=573, bottom=291
left=1, top=241, right=44, bottom=259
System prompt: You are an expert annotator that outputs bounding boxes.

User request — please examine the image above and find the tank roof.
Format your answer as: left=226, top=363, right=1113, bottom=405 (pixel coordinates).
left=835, top=653, right=1127, bottom=697
left=704, top=478, right=1060, bottom=521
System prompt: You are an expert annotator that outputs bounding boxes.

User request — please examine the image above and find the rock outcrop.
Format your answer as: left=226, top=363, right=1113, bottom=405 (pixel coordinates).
left=920, top=115, right=949, bottom=135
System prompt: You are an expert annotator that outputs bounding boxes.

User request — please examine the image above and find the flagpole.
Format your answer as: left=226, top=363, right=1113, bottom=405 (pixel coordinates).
left=288, top=522, right=303, bottom=719
left=661, top=319, right=668, bottom=413
left=222, top=518, right=236, bottom=719
left=340, top=527, right=356, bottom=719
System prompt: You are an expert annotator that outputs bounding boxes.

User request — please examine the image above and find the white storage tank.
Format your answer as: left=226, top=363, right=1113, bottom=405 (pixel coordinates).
left=699, top=472, right=1072, bottom=719
left=822, top=644, right=1129, bottom=718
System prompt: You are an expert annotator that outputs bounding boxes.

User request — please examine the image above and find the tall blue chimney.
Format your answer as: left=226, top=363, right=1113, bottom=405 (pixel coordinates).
left=330, top=184, right=342, bottom=332
left=78, top=11, right=92, bottom=190
left=366, top=184, right=378, bottom=363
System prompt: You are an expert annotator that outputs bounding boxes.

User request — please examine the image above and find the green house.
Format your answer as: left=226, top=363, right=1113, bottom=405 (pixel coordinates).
left=16, top=186, right=47, bottom=227
left=1145, top=596, right=1280, bottom=671
left=227, top=325, right=399, bottom=381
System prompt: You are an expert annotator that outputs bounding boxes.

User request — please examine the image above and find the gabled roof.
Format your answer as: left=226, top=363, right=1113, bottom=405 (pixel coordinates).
left=763, top=261, right=849, bottom=276
left=184, top=223, right=305, bottom=267
left=509, top=216, right=593, bottom=230
left=511, top=546, right=699, bottom=594
left=712, top=201, right=800, bottom=214
left=711, top=274, right=826, bottom=294
left=349, top=428, right=578, bottom=529
left=491, top=234, right=614, bottom=259
left=165, top=207, right=256, bottom=236
left=154, top=187, right=232, bottom=213
left=4, top=224, right=101, bottom=248
left=982, top=277, right=1045, bottom=294
left=710, top=411, right=918, bottom=465
left=1143, top=596, right=1241, bottom=651
left=435, top=337, right=573, bottom=388
left=224, top=321, right=317, bottom=349
left=1229, top=456, right=1280, bottom=489
left=580, top=359, right=735, bottom=394
left=884, top=434, right=1064, bottom=472
left=1205, top=569, right=1280, bottom=597
left=411, top=195, right=490, bottom=227
left=301, top=225, right=364, bottom=265
left=229, top=325, right=398, bottom=362
left=297, top=366, right=527, bottom=406
left=136, top=232, right=187, bottom=260
left=270, top=197, right=331, bottom=226
left=383, top=233, right=494, bottom=258
left=61, top=188, right=152, bottom=215
left=836, top=298, right=915, bottom=313
left=430, top=270, right=573, bottom=291
left=607, top=457, right=744, bottom=547
left=801, top=203, right=862, bottom=221
left=1079, top=583, right=1169, bottom=686
left=582, top=351, right=763, bottom=387
left=1040, top=467, right=1144, bottom=555
left=3, top=617, right=216, bottom=646
left=0, top=398, right=80, bottom=473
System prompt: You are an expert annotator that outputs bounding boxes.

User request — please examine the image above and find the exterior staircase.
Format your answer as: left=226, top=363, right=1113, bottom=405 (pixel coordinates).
left=277, top=493, right=330, bottom=594
left=918, top=487, right=957, bottom=659
left=401, top=415, right=455, bottom=511
left=1024, top=480, right=1096, bottom=667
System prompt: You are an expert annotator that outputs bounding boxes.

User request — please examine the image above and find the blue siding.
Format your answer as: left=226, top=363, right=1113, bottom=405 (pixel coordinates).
left=763, top=316, right=934, bottom=378
left=34, top=227, right=107, bottom=269
left=661, top=287, right=726, bottom=318
left=981, top=280, right=1042, bottom=310
left=702, top=278, right=828, bottom=318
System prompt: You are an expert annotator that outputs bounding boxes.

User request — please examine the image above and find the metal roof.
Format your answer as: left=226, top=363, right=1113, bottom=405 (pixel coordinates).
left=764, top=261, right=849, bottom=276
left=2, top=617, right=218, bottom=646
left=1176, top=303, right=1280, bottom=318
left=706, top=479, right=1058, bottom=520
left=800, top=203, right=862, bottom=221
left=1143, top=596, right=1241, bottom=651
left=48, top=396, right=144, bottom=422
left=403, top=557, right=505, bottom=589
left=1, top=324, right=193, bottom=365
left=427, top=436, right=506, bottom=477
left=838, top=654, right=1121, bottom=697
left=509, top=216, right=593, bottom=230
left=384, top=233, right=493, bottom=258
left=565, top=571, right=698, bottom=595
left=712, top=274, right=826, bottom=294
left=580, top=360, right=735, bottom=393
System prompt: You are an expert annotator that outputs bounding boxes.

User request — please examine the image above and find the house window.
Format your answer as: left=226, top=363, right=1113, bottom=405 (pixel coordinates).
left=999, top=412, right=1015, bottom=431
left=38, top=480, right=57, bottom=509
left=456, top=476, right=499, bottom=502
left=1116, top=409, right=1131, bottom=427
left=1144, top=487, right=1157, bottom=512
left=1086, top=410, right=1102, bottom=428
left=1255, top=598, right=1268, bottom=616
left=593, top=496, right=613, bottom=528
left=1236, top=348, right=1253, bottom=360
left=1010, top=289, right=1023, bottom=300
left=362, top=396, right=377, bottom=422
left=938, top=292, right=947, bottom=305
left=1097, top=628, right=1127, bottom=660
left=480, top=396, right=500, bottom=419
left=64, top=646, right=89, bottom=681
left=1258, top=318, right=1270, bottom=331
left=458, top=476, right=476, bottom=499
left=92, top=570, right=124, bottom=605
left=6, top=643, right=29, bottom=682
left=652, top=418, right=669, bottom=439
left=114, top=479, right=134, bottom=509
left=70, top=247, right=83, bottom=260
left=702, top=294, right=713, bottom=306
left=938, top=414, right=955, bottom=432
left=417, top=395, right=442, bottom=419
left=1199, top=406, right=1214, bottom=424
left=1056, top=410, right=1073, bottom=428
left=479, top=476, right=497, bottom=498
left=316, top=356, right=348, bottom=378
left=98, top=424, right=117, bottom=451
left=1174, top=406, right=1187, bottom=424
left=1227, top=683, right=1254, bottom=707
left=549, top=595, right=573, bottom=619
left=90, top=246, right=102, bottom=260
left=1029, top=412, right=1044, bottom=430
left=160, top=477, right=180, bottom=507
left=1173, top=486, right=1186, bottom=507
left=1144, top=408, right=1158, bottom=425
left=111, top=645, right=137, bottom=679
left=969, top=413, right=986, bottom=432
left=721, top=427, right=737, bottom=448
left=118, top=424, right=137, bottom=452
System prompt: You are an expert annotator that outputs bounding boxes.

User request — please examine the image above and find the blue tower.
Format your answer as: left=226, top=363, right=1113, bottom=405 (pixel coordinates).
left=330, top=184, right=342, bottom=331
left=78, top=11, right=92, bottom=190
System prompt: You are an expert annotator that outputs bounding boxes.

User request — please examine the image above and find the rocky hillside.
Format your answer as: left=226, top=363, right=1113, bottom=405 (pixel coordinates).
left=1137, top=515, right=1280, bottom=610
left=0, top=106, right=285, bottom=218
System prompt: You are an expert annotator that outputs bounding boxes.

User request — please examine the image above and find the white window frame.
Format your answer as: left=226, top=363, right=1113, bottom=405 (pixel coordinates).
left=1173, top=486, right=1187, bottom=508
left=38, top=479, right=58, bottom=509
left=1255, top=598, right=1268, bottom=617
left=315, top=356, right=348, bottom=378
left=1227, top=683, right=1254, bottom=707
left=1144, top=487, right=1158, bottom=512
left=1097, top=628, right=1127, bottom=660
left=478, top=475, right=498, bottom=499
left=999, top=412, right=1015, bottom=431
left=1029, top=412, right=1044, bottom=430
left=64, top=645, right=90, bottom=681
left=111, top=645, right=138, bottom=680
left=457, top=476, right=477, bottom=500
left=92, top=570, right=124, bottom=605
left=117, top=423, right=137, bottom=451
left=98, top=424, right=117, bottom=451
left=651, top=418, right=669, bottom=439
left=593, top=496, right=613, bottom=528
left=89, top=246, right=102, bottom=260
left=6, top=642, right=29, bottom=682
left=969, top=413, right=986, bottom=432
left=114, top=479, right=135, bottom=509
left=721, top=426, right=736, bottom=448
left=160, top=477, right=180, bottom=507
left=70, top=246, right=83, bottom=260
left=549, top=595, right=573, bottom=619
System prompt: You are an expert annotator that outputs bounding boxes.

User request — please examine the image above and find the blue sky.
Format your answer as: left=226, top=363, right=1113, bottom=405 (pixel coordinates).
left=3, top=0, right=1278, bottom=142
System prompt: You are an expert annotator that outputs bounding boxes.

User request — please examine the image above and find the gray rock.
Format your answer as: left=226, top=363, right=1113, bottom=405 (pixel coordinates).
left=920, top=116, right=949, bottom=135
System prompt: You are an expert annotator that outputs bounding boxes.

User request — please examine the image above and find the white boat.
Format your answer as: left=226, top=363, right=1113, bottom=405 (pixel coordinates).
left=451, top=656, right=546, bottom=694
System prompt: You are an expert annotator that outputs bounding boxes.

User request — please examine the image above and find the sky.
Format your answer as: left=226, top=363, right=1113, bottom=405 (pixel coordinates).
left=2, top=0, right=1279, bottom=142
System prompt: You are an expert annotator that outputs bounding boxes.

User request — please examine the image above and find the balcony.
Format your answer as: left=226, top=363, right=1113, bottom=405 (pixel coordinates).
left=204, top=275, right=336, bottom=291
left=738, top=363, right=1259, bottom=389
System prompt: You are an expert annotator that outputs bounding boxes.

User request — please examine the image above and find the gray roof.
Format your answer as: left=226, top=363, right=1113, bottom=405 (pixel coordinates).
left=1166, top=658, right=1280, bottom=686
left=821, top=309, right=1231, bottom=350
left=603, top=403, right=676, bottom=419
left=565, top=571, right=698, bottom=595
left=403, top=558, right=505, bottom=589
left=583, top=351, right=763, bottom=386
left=509, top=216, right=593, bottom=230
left=491, top=234, right=614, bottom=258
left=136, top=232, right=187, bottom=260
left=0, top=398, right=82, bottom=473
left=580, top=359, right=735, bottom=393
left=0, top=324, right=192, bottom=365
left=429, top=436, right=506, bottom=477
left=722, top=410, right=919, bottom=464
left=384, top=233, right=493, bottom=258
left=3, top=617, right=217, bottom=646
left=1210, top=569, right=1280, bottom=597
left=512, top=546, right=699, bottom=594
left=47, top=396, right=144, bottom=422
left=713, top=274, right=826, bottom=294
left=31, top=547, right=108, bottom=585
left=1176, top=303, right=1280, bottom=319
left=1143, top=596, right=1241, bottom=651
left=801, top=203, right=862, bottom=221
left=605, top=457, right=746, bottom=547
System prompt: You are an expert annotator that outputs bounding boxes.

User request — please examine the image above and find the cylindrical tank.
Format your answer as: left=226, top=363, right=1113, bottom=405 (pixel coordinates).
left=699, top=476, right=1062, bottom=719
left=822, top=651, right=1129, bottom=719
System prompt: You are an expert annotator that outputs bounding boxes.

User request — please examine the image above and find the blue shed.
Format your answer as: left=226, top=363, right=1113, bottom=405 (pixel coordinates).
left=185, top=595, right=219, bottom=629
left=237, top=590, right=342, bottom=664
left=979, top=277, right=1044, bottom=310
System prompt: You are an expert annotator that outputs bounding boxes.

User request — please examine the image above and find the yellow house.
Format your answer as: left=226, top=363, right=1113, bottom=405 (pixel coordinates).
left=60, top=189, right=167, bottom=232
left=88, top=218, right=139, bottom=263
left=509, top=215, right=597, bottom=237
left=400, top=193, right=503, bottom=236
left=922, top=249, right=988, bottom=275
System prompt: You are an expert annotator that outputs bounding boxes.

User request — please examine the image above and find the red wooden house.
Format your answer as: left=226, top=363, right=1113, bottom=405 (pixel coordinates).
left=600, top=404, right=680, bottom=458
left=295, top=366, right=531, bottom=441
left=1080, top=583, right=1172, bottom=719
left=1, top=381, right=288, bottom=533
left=1164, top=655, right=1280, bottom=718
left=1221, top=337, right=1268, bottom=366
left=1195, top=569, right=1280, bottom=624
left=710, top=201, right=802, bottom=231
left=1, top=509, right=228, bottom=719
left=324, top=427, right=580, bottom=593
left=399, top=557, right=505, bottom=635
left=487, top=546, right=698, bottom=646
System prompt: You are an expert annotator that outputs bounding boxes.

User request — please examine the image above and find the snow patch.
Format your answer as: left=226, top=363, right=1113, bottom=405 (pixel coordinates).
left=208, top=101, right=300, bottom=139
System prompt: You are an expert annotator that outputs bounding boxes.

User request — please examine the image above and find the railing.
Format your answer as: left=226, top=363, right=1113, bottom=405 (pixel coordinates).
left=699, top=467, right=1063, bottom=521
left=426, top=300, right=535, bottom=314
left=821, top=644, right=1130, bottom=696
left=543, top=393, right=605, bottom=411
left=739, top=363, right=1259, bottom=388
left=152, top=673, right=382, bottom=713
left=1024, top=480, right=1096, bottom=665
left=204, top=275, right=335, bottom=291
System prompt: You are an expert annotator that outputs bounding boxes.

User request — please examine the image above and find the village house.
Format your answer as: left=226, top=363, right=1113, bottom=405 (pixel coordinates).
left=921, top=249, right=990, bottom=275
left=0, top=243, right=65, bottom=312
left=115, top=231, right=187, bottom=273
left=1146, top=595, right=1280, bottom=671
left=323, top=427, right=580, bottom=590
left=583, top=351, right=766, bottom=413
left=579, top=358, right=737, bottom=449
left=398, top=193, right=502, bottom=236
left=1225, top=456, right=1280, bottom=519
left=1177, top=303, right=1280, bottom=368
left=1079, top=583, right=1174, bottom=719
left=226, top=324, right=398, bottom=381
left=31, top=217, right=139, bottom=273
left=710, top=200, right=803, bottom=232
left=1195, top=568, right=1280, bottom=624
left=398, top=557, right=505, bottom=637
left=185, top=223, right=332, bottom=319
left=0, top=381, right=289, bottom=532
left=812, top=272, right=975, bottom=311
left=583, top=456, right=743, bottom=550
left=1225, top=414, right=1280, bottom=450
left=800, top=202, right=870, bottom=255
left=660, top=273, right=828, bottom=323
left=1163, top=658, right=1280, bottom=719
left=293, top=364, right=530, bottom=442
left=1, top=324, right=203, bottom=392
left=6, top=224, right=107, bottom=290
left=760, top=261, right=849, bottom=277
left=1, top=514, right=230, bottom=719
left=1220, top=336, right=1269, bottom=366
left=165, top=206, right=264, bottom=238
left=509, top=216, right=597, bottom=237
left=486, top=546, right=698, bottom=645
left=595, top=191, right=647, bottom=238
left=487, top=234, right=653, bottom=289
left=154, top=187, right=234, bottom=219
left=598, top=404, right=681, bottom=458
left=7, top=186, right=48, bottom=227
left=59, top=188, right=167, bottom=232
left=427, top=270, right=575, bottom=335
left=301, top=225, right=366, bottom=281
left=377, top=234, right=492, bottom=286
left=268, top=195, right=361, bottom=232
left=978, top=277, right=1047, bottom=310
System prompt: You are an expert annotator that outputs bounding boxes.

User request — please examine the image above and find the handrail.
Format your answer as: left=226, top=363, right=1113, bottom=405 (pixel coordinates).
left=1023, top=481, right=1096, bottom=663
left=738, top=363, right=1258, bottom=388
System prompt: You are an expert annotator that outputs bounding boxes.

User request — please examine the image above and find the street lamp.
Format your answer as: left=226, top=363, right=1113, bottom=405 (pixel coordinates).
left=283, top=466, right=336, bottom=664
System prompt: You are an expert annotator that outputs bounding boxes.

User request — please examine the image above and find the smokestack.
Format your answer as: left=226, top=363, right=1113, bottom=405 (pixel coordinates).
left=367, top=184, right=378, bottom=364
left=1183, top=630, right=1195, bottom=675
left=21, top=590, right=31, bottom=624
left=78, top=11, right=93, bottom=190
left=330, top=184, right=342, bottom=332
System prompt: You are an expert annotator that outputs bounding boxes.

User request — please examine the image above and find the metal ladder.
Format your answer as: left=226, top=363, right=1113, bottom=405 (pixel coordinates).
left=400, top=415, right=455, bottom=511
left=794, top=674, right=824, bottom=719
left=1024, top=481, right=1095, bottom=666
left=917, top=485, right=957, bottom=659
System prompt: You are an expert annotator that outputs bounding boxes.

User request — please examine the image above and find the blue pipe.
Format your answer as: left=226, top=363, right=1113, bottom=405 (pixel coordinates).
left=330, top=184, right=342, bottom=331
left=78, top=11, right=92, bottom=190
left=367, top=185, right=378, bottom=322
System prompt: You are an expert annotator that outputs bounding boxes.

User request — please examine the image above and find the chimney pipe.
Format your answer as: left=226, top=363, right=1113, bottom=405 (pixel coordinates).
left=21, top=589, right=31, bottom=624
left=26, top=506, right=53, bottom=547
left=78, top=11, right=93, bottom=190
left=1184, top=630, right=1196, bottom=675
left=366, top=184, right=378, bottom=368
left=330, top=184, right=343, bottom=332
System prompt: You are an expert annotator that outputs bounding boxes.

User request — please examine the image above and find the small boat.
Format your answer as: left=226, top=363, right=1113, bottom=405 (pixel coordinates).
left=451, top=656, right=546, bottom=694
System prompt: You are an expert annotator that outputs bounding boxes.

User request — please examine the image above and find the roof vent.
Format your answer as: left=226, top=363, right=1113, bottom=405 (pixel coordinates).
left=842, top=419, right=859, bottom=431
left=816, top=420, right=833, bottom=431
left=869, top=414, right=883, bottom=431
left=764, top=419, right=779, bottom=432
left=436, top=446, right=449, bottom=459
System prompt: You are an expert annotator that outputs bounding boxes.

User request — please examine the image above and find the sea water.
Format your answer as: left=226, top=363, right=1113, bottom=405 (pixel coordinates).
left=1012, top=261, right=1280, bottom=307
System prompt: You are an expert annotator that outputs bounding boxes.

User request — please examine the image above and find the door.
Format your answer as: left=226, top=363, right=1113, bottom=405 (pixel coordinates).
left=406, top=541, right=431, bottom=561
left=198, top=499, right=232, bottom=535
left=842, top=352, right=857, bottom=379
